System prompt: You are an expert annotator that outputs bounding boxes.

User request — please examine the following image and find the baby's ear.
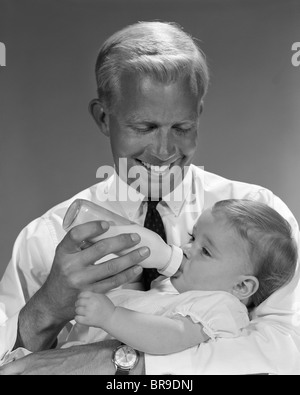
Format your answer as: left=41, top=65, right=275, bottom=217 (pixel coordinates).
left=232, top=276, right=259, bottom=301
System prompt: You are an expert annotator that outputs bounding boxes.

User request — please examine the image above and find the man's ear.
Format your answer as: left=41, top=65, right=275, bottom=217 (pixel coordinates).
left=198, top=100, right=204, bottom=115
left=232, top=276, right=259, bottom=301
left=89, top=99, right=110, bottom=137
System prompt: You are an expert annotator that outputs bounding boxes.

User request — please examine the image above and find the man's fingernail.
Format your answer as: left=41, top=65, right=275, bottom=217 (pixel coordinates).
left=134, top=266, right=143, bottom=274
left=139, top=247, right=150, bottom=257
left=101, top=221, right=109, bottom=230
left=131, top=233, right=140, bottom=242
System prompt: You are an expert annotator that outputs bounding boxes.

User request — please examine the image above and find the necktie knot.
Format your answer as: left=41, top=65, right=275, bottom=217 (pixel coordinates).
left=147, top=199, right=160, bottom=210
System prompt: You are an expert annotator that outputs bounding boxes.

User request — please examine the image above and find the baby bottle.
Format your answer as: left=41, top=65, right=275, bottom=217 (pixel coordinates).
left=63, top=199, right=183, bottom=277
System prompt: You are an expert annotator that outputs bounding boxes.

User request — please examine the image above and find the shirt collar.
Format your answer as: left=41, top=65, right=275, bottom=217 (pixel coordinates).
left=103, top=170, right=145, bottom=220
left=161, top=165, right=193, bottom=216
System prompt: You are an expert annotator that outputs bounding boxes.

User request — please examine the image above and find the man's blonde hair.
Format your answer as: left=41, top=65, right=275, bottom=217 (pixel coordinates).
left=95, top=21, right=209, bottom=111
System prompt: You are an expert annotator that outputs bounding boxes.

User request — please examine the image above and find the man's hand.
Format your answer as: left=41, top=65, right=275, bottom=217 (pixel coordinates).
left=42, top=221, right=149, bottom=321
left=16, top=221, right=150, bottom=351
left=0, top=341, right=145, bottom=375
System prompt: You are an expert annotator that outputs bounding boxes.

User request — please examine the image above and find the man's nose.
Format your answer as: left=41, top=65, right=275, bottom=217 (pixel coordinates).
left=152, top=129, right=176, bottom=160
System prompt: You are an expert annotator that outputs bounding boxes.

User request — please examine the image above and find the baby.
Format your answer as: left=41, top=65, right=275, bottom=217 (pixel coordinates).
left=74, top=199, right=298, bottom=355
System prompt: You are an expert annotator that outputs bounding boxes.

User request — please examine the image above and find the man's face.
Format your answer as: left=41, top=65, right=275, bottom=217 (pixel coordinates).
left=105, top=73, right=201, bottom=197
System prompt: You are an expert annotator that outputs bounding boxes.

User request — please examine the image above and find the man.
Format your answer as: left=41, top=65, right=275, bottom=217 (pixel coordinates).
left=0, top=21, right=299, bottom=375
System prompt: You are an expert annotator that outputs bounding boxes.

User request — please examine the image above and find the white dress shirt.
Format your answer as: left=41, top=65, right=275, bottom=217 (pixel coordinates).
left=0, top=164, right=299, bottom=374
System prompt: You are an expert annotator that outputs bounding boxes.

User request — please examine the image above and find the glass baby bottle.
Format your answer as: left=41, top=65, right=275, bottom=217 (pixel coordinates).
left=63, top=199, right=183, bottom=277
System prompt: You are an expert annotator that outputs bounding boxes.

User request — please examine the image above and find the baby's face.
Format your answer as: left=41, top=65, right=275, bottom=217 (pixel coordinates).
left=172, top=208, right=251, bottom=294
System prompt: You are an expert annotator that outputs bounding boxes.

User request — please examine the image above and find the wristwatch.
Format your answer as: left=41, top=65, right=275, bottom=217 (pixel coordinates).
left=112, top=344, right=139, bottom=375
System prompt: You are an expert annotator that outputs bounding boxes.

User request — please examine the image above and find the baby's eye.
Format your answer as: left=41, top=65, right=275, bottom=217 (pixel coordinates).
left=201, top=247, right=211, bottom=257
left=188, top=232, right=195, bottom=242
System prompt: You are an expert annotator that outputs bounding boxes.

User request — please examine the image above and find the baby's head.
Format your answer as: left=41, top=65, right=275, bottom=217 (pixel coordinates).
left=172, top=199, right=298, bottom=307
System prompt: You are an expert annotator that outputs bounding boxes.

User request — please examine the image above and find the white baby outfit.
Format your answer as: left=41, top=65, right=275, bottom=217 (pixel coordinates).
left=73, top=276, right=250, bottom=345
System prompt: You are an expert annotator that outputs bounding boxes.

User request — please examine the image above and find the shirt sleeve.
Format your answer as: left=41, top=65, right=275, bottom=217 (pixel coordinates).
left=0, top=217, right=57, bottom=361
left=169, top=292, right=249, bottom=340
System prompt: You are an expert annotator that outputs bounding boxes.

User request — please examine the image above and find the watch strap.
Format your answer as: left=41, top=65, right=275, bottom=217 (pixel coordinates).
left=115, top=367, right=130, bottom=375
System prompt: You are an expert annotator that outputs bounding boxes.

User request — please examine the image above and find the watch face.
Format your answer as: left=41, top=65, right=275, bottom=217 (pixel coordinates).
left=114, top=345, right=138, bottom=369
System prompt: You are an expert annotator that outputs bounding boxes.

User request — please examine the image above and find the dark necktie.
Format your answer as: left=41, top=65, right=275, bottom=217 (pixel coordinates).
left=142, top=199, right=167, bottom=290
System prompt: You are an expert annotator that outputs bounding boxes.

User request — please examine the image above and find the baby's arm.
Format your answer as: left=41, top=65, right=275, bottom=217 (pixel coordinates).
left=75, top=291, right=209, bottom=355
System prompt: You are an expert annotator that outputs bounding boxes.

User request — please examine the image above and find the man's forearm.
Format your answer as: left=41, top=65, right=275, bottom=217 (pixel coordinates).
left=14, top=287, right=68, bottom=352
left=1, top=340, right=145, bottom=375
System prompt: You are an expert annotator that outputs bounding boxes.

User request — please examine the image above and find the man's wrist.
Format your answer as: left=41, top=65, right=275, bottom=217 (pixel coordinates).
left=110, top=341, right=145, bottom=375
left=16, top=288, right=66, bottom=352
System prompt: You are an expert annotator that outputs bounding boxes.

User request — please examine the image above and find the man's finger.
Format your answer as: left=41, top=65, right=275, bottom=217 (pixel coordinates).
left=82, top=245, right=149, bottom=283
left=90, top=265, right=144, bottom=294
left=59, top=221, right=110, bottom=253
left=79, top=233, right=142, bottom=266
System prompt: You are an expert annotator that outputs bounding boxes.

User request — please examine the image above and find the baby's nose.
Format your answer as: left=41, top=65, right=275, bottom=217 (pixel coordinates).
left=182, top=244, right=192, bottom=260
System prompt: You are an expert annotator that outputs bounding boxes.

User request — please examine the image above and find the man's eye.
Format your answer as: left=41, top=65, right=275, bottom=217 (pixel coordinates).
left=201, top=247, right=211, bottom=257
left=134, top=125, right=156, bottom=133
left=188, top=232, right=195, bottom=242
left=174, top=127, right=191, bottom=134
left=136, top=128, right=151, bottom=133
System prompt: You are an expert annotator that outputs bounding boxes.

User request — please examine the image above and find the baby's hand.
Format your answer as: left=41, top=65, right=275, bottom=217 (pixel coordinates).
left=75, top=291, right=115, bottom=328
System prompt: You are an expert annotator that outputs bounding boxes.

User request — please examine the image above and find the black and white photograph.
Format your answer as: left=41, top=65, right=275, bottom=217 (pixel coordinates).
left=0, top=0, right=299, bottom=377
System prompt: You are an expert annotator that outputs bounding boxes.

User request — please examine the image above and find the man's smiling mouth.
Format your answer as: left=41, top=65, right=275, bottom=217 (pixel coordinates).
left=135, top=159, right=176, bottom=174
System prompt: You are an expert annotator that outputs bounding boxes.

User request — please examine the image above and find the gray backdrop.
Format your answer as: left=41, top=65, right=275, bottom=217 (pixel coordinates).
left=0, top=0, right=300, bottom=279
